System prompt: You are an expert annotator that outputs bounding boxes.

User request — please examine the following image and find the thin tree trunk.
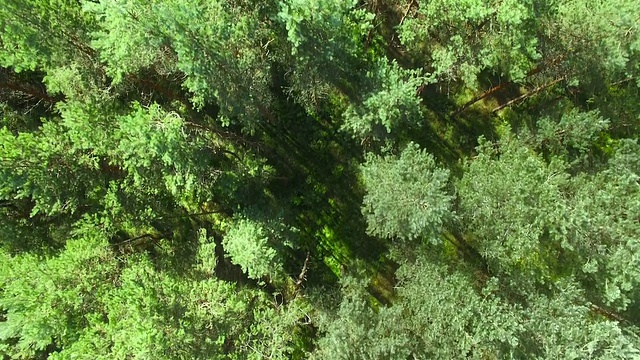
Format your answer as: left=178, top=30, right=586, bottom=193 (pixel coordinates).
left=113, top=233, right=160, bottom=247
left=390, top=0, right=418, bottom=44
left=452, top=55, right=566, bottom=116
left=492, top=76, right=566, bottom=113
left=451, top=81, right=512, bottom=117
left=293, top=251, right=312, bottom=297
left=587, top=302, right=630, bottom=325
left=449, top=231, right=490, bottom=276
left=611, top=77, right=635, bottom=87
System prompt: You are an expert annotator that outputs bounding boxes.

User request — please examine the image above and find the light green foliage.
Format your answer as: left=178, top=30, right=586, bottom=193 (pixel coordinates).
left=1, top=99, right=217, bottom=238
left=388, top=256, right=520, bottom=359
left=240, top=296, right=313, bottom=359
left=223, top=217, right=284, bottom=280
left=2, top=0, right=640, bottom=357
left=87, top=0, right=272, bottom=126
left=109, top=103, right=213, bottom=205
left=0, top=0, right=94, bottom=71
left=0, top=220, right=310, bottom=359
left=521, top=283, right=640, bottom=359
left=458, top=135, right=570, bottom=277
left=459, top=135, right=640, bottom=312
left=279, top=0, right=358, bottom=53
left=195, top=228, right=218, bottom=275
left=535, top=109, right=610, bottom=156
left=83, top=1, right=169, bottom=85
left=361, top=143, right=453, bottom=242
left=399, top=0, right=540, bottom=87
left=311, top=276, right=411, bottom=360
left=313, top=252, right=640, bottom=359
left=554, top=0, right=640, bottom=86
left=395, top=258, right=640, bottom=359
left=399, top=0, right=640, bottom=90
left=0, top=224, right=117, bottom=359
left=569, top=139, right=640, bottom=311
left=342, top=61, right=425, bottom=139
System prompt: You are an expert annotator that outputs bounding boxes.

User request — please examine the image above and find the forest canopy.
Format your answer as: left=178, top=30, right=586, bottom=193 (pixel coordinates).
left=1, top=0, right=640, bottom=358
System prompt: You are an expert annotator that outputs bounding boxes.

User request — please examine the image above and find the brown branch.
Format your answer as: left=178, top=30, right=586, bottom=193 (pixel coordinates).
left=137, top=77, right=190, bottom=107
left=587, top=303, right=629, bottom=324
left=157, top=210, right=228, bottom=220
left=185, top=120, right=273, bottom=159
left=112, top=233, right=159, bottom=247
left=364, top=20, right=375, bottom=51
left=398, top=0, right=417, bottom=28
left=492, top=76, right=566, bottom=113
left=258, top=104, right=276, bottom=124
left=390, top=0, right=418, bottom=44
left=0, top=200, right=17, bottom=209
left=452, top=55, right=566, bottom=117
left=294, top=252, right=312, bottom=294
left=451, top=81, right=512, bottom=117
left=449, top=231, right=490, bottom=277
left=610, top=77, right=635, bottom=87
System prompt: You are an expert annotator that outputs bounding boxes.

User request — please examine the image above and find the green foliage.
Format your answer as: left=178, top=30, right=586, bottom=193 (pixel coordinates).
left=223, top=217, right=284, bottom=280
left=0, top=0, right=94, bottom=71
left=277, top=0, right=374, bottom=108
left=1, top=0, right=639, bottom=357
left=553, top=0, right=640, bottom=87
left=459, top=135, right=640, bottom=312
left=0, top=223, right=117, bottom=359
left=0, top=220, right=311, bottom=359
left=313, top=250, right=640, bottom=359
left=342, top=61, right=425, bottom=139
left=569, top=139, right=640, bottom=311
left=278, top=0, right=358, bottom=53
left=0, top=121, right=104, bottom=218
left=240, top=296, right=314, bottom=359
left=87, top=0, right=272, bottom=127
left=361, top=142, right=453, bottom=242
left=458, top=134, right=571, bottom=277
left=311, top=275, right=411, bottom=360
left=195, top=228, right=218, bottom=275
left=399, top=0, right=540, bottom=87
left=535, top=109, right=610, bottom=156
left=399, top=0, right=640, bottom=91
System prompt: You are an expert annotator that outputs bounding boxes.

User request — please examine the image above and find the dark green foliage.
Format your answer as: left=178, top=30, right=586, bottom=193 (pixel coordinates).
left=277, top=0, right=373, bottom=109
